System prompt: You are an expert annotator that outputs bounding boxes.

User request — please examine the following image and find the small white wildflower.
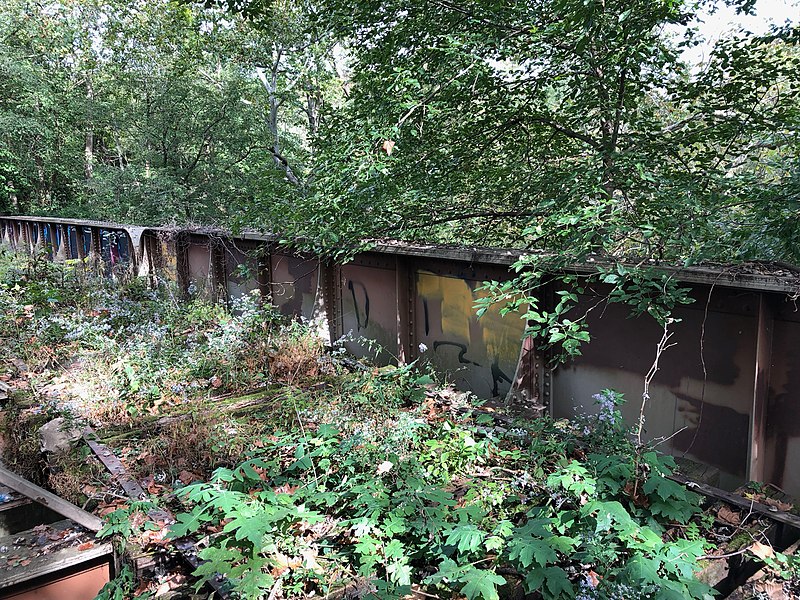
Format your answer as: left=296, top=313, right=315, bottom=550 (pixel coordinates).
left=418, top=343, right=428, bottom=353
left=376, top=461, right=393, bottom=475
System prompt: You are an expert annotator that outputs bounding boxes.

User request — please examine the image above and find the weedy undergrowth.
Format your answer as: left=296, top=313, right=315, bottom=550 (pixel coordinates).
left=0, top=252, right=717, bottom=599
left=0, top=252, right=290, bottom=426
left=157, top=383, right=715, bottom=600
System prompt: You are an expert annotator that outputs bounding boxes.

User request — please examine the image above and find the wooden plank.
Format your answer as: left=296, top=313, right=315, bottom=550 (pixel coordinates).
left=0, top=465, right=103, bottom=532
left=749, top=293, right=773, bottom=482
left=82, top=430, right=172, bottom=523
left=0, top=497, right=32, bottom=513
left=0, top=519, right=112, bottom=589
left=671, top=474, right=800, bottom=530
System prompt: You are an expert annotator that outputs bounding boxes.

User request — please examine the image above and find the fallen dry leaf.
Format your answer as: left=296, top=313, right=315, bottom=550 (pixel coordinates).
left=97, top=500, right=128, bottom=517
left=178, top=470, right=201, bottom=485
left=302, top=548, right=324, bottom=574
left=717, top=505, right=741, bottom=526
left=763, top=497, right=793, bottom=512
left=155, top=581, right=172, bottom=596
left=77, top=542, right=94, bottom=551
left=749, top=541, right=776, bottom=562
left=47, top=530, right=68, bottom=541
left=273, top=483, right=298, bottom=495
left=585, top=570, right=602, bottom=588
left=271, top=551, right=302, bottom=576
left=753, top=580, right=788, bottom=600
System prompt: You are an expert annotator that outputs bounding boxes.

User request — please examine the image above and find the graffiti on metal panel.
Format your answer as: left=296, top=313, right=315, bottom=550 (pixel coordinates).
left=417, top=271, right=522, bottom=398
left=432, top=341, right=480, bottom=366
left=348, top=280, right=370, bottom=330
left=340, top=268, right=399, bottom=365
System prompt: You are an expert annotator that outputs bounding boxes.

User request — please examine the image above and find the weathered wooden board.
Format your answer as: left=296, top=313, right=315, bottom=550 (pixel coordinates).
left=0, top=465, right=103, bottom=532
left=671, top=474, right=800, bottom=530
left=0, top=519, right=112, bottom=589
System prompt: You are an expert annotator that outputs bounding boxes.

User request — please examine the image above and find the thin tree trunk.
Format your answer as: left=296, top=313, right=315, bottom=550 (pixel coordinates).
left=256, top=48, right=302, bottom=187
left=85, top=74, right=94, bottom=180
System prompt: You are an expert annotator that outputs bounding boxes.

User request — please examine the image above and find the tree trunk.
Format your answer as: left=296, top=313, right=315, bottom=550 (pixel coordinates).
left=256, top=48, right=301, bottom=187
left=84, top=74, right=94, bottom=180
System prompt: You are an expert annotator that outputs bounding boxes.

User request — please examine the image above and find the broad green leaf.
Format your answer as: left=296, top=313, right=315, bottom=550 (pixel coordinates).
left=445, top=524, right=486, bottom=554
left=525, top=566, right=573, bottom=599
left=461, top=569, right=506, bottom=600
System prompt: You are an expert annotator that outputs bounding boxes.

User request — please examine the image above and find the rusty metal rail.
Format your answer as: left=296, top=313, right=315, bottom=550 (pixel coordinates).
left=81, top=429, right=232, bottom=598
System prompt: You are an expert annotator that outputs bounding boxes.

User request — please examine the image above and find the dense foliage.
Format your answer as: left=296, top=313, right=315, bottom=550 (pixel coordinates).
left=157, top=392, right=716, bottom=600
left=0, top=250, right=283, bottom=424
left=301, top=0, right=800, bottom=265
left=2, top=249, right=799, bottom=598
left=0, top=251, right=713, bottom=599
left=2, top=0, right=799, bottom=270
left=0, top=0, right=332, bottom=225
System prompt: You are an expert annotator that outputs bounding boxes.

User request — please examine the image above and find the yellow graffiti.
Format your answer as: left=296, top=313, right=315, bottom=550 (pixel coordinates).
left=417, top=271, right=473, bottom=342
left=159, top=238, right=179, bottom=282
left=416, top=271, right=525, bottom=363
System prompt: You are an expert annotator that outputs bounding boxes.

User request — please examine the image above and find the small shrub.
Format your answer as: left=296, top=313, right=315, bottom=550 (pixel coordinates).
left=269, top=321, right=327, bottom=384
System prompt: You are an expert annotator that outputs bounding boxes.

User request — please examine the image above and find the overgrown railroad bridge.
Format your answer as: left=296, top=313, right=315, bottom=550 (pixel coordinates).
left=3, top=214, right=800, bottom=498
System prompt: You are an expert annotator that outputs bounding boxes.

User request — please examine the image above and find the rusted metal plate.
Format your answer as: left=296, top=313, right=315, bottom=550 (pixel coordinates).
left=340, top=263, right=399, bottom=365
left=413, top=267, right=525, bottom=399
left=223, top=240, right=262, bottom=301
left=0, top=519, right=113, bottom=595
left=82, top=432, right=173, bottom=524
left=185, top=240, right=214, bottom=297
left=551, top=285, right=758, bottom=490
left=1, top=562, right=110, bottom=600
left=750, top=294, right=774, bottom=482
left=270, top=253, right=319, bottom=320
left=764, top=318, right=800, bottom=496
left=83, top=437, right=147, bottom=501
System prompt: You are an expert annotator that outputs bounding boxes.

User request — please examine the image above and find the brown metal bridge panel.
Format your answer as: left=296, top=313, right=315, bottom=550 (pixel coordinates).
left=551, top=284, right=758, bottom=491
left=764, top=299, right=800, bottom=496
left=270, top=253, right=319, bottom=320
left=185, top=237, right=214, bottom=297
left=413, top=259, right=525, bottom=399
left=1, top=561, right=111, bottom=600
left=0, top=519, right=112, bottom=599
left=223, top=239, right=263, bottom=301
left=341, top=259, right=399, bottom=365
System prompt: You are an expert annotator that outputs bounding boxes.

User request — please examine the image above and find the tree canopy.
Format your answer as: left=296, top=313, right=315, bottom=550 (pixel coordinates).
left=0, top=0, right=331, bottom=224
left=1, top=0, right=799, bottom=267
left=297, top=0, right=800, bottom=265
